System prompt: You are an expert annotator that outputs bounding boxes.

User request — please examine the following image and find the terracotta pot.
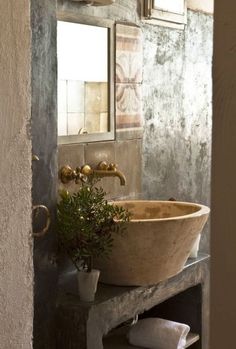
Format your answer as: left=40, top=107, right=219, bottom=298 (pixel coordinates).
left=77, top=269, right=100, bottom=302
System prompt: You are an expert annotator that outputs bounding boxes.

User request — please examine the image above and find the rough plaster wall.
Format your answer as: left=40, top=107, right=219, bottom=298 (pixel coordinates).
left=0, top=1, right=33, bottom=349
left=142, top=11, right=213, bottom=252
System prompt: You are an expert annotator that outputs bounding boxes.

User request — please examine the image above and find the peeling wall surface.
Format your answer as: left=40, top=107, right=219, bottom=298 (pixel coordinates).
left=0, top=1, right=33, bottom=349
left=142, top=11, right=213, bottom=252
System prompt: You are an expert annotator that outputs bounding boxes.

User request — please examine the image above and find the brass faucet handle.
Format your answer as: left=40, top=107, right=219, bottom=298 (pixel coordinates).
left=108, top=163, right=117, bottom=171
left=80, top=164, right=93, bottom=176
left=74, top=167, right=88, bottom=184
left=59, top=165, right=76, bottom=184
left=97, top=161, right=109, bottom=170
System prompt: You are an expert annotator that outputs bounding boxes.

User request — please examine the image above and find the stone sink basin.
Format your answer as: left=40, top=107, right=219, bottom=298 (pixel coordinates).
left=94, top=200, right=210, bottom=286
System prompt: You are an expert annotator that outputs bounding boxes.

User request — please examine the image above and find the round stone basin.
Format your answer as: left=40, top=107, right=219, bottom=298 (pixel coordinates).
left=94, top=200, right=210, bottom=286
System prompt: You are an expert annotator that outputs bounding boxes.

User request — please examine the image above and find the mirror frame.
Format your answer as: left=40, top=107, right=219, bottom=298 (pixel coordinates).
left=57, top=12, right=115, bottom=144
left=142, top=0, right=187, bottom=29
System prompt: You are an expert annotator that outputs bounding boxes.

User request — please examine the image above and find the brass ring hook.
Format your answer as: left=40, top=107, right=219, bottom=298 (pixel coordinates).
left=32, top=205, right=51, bottom=238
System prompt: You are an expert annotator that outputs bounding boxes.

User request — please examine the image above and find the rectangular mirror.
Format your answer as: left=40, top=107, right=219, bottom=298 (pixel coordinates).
left=143, top=0, right=187, bottom=28
left=57, top=14, right=115, bottom=144
left=153, top=0, right=185, bottom=14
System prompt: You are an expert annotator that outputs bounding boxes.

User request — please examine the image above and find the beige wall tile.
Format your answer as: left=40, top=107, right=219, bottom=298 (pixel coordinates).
left=58, top=139, right=142, bottom=200
left=58, top=143, right=85, bottom=193
left=84, top=141, right=116, bottom=197
left=67, top=112, right=84, bottom=135
left=85, top=112, right=101, bottom=133
left=114, top=139, right=142, bottom=199
left=58, top=112, right=68, bottom=136
left=67, top=80, right=84, bottom=113
left=85, top=82, right=108, bottom=113
left=58, top=79, right=67, bottom=113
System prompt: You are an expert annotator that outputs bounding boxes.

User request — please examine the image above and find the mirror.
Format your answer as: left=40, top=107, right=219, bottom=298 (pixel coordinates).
left=143, top=0, right=187, bottom=27
left=57, top=15, right=115, bottom=144
left=153, top=0, right=185, bottom=14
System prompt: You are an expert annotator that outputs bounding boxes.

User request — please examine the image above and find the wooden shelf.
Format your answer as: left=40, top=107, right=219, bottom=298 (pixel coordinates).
left=103, top=326, right=200, bottom=349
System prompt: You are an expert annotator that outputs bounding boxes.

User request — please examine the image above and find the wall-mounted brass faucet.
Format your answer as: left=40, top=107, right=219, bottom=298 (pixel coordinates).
left=59, top=161, right=126, bottom=186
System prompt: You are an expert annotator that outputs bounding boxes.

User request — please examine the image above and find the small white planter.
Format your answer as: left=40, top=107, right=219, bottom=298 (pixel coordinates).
left=77, top=269, right=100, bottom=302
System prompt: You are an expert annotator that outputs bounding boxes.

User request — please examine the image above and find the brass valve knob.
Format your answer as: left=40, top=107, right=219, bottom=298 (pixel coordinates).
left=80, top=165, right=93, bottom=176
left=108, top=163, right=117, bottom=171
left=97, top=161, right=109, bottom=170
left=59, top=165, right=76, bottom=184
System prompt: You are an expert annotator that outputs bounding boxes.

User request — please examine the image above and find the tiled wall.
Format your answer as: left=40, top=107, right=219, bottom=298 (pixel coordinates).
left=58, top=139, right=142, bottom=200
left=58, top=80, right=108, bottom=136
left=58, top=21, right=143, bottom=200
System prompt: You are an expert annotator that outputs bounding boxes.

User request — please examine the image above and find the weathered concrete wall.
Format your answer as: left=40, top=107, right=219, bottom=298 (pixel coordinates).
left=0, top=1, right=33, bottom=349
left=142, top=11, right=213, bottom=252
left=31, top=0, right=58, bottom=348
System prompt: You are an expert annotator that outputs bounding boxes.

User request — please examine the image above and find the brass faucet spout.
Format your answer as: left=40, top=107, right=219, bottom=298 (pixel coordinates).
left=93, top=169, right=126, bottom=186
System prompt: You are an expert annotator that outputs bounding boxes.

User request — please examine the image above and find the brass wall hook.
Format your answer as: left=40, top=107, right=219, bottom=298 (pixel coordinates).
left=32, top=205, right=51, bottom=238
left=32, top=154, right=40, bottom=161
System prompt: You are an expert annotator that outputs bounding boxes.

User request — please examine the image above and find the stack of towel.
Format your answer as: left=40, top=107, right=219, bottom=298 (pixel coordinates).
left=127, top=318, right=190, bottom=349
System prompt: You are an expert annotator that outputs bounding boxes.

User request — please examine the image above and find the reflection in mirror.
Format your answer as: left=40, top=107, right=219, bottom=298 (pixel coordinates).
left=153, top=0, right=185, bottom=14
left=57, top=18, right=114, bottom=144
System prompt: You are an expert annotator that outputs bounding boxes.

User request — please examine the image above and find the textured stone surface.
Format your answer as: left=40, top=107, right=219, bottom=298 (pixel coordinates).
left=94, top=201, right=209, bottom=286
left=142, top=11, right=213, bottom=253
left=0, top=1, right=33, bottom=348
left=31, top=0, right=58, bottom=348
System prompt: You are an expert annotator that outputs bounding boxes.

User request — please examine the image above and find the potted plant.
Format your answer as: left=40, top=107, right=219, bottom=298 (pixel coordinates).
left=57, top=177, right=130, bottom=302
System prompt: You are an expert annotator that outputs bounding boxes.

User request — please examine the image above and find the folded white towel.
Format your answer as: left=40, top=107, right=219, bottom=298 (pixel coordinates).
left=127, top=318, right=190, bottom=349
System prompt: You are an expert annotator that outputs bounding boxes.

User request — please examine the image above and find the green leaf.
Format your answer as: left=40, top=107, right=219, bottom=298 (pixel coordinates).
left=56, top=177, right=130, bottom=271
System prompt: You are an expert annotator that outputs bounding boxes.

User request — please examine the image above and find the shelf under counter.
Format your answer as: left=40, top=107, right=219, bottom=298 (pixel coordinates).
left=103, top=325, right=200, bottom=349
left=56, top=253, right=209, bottom=349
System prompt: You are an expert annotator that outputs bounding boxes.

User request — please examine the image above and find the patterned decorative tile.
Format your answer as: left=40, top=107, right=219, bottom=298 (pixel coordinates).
left=116, top=83, right=142, bottom=129
left=116, top=23, right=143, bottom=84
